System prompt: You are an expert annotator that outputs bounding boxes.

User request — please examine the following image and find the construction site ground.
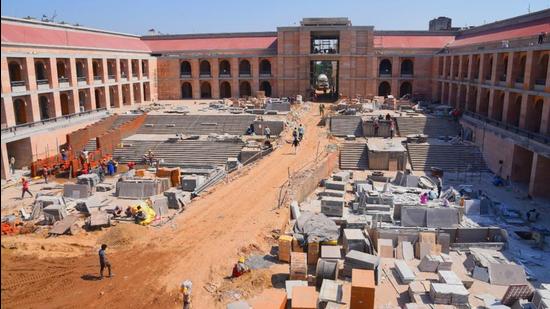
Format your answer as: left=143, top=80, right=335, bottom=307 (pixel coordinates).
left=1, top=103, right=334, bottom=309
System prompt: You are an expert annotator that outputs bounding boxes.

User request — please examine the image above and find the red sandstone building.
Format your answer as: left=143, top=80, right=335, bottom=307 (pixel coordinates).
left=1, top=11, right=549, bottom=196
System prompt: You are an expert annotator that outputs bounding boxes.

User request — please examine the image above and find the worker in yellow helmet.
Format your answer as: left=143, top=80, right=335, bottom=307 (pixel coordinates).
left=232, top=257, right=250, bottom=278
left=180, top=280, right=192, bottom=309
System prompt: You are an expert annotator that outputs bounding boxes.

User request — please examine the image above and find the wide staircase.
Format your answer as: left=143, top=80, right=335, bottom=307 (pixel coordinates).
left=137, top=115, right=255, bottom=135
left=406, top=143, right=488, bottom=172
left=396, top=116, right=459, bottom=137
left=83, top=139, right=97, bottom=152
left=330, top=116, right=363, bottom=137
left=339, top=143, right=369, bottom=170
left=113, top=140, right=244, bottom=167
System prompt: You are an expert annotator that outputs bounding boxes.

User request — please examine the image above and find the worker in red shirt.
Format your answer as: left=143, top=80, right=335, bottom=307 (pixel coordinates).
left=21, top=178, right=33, bottom=199
left=127, top=161, right=135, bottom=170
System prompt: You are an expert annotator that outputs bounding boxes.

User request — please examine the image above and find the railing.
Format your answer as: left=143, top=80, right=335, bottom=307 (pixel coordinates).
left=10, top=80, right=26, bottom=87
left=132, top=73, right=137, bottom=77
left=535, top=79, right=546, bottom=85
left=77, top=76, right=87, bottom=82
left=219, top=73, right=231, bottom=78
left=463, top=111, right=549, bottom=145
left=239, top=72, right=252, bottom=77
left=199, top=73, right=211, bottom=78
left=94, top=76, right=102, bottom=81
left=108, top=74, right=116, bottom=79
left=379, top=73, right=391, bottom=78
left=1, top=108, right=108, bottom=134
left=36, top=79, right=49, bottom=85
left=180, top=73, right=192, bottom=78
left=401, top=73, right=413, bottom=78
left=259, top=72, right=271, bottom=77
left=58, top=77, right=69, bottom=83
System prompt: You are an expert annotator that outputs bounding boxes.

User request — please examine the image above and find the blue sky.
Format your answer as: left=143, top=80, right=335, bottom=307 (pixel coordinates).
left=2, top=0, right=549, bottom=35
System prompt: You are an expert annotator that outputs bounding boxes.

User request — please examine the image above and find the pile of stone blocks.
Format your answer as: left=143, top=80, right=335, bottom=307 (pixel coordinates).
left=332, top=171, right=350, bottom=182
left=290, top=252, right=307, bottom=280
left=149, top=194, right=169, bottom=216
left=396, top=241, right=415, bottom=261
left=116, top=178, right=168, bottom=199
left=325, top=180, right=346, bottom=191
left=418, top=254, right=452, bottom=272
left=429, top=282, right=469, bottom=305
left=343, top=229, right=366, bottom=253
left=395, top=260, right=416, bottom=284
left=344, top=250, right=380, bottom=284
left=163, top=188, right=191, bottom=210
left=321, top=197, right=345, bottom=217
left=95, top=183, right=114, bottom=192
left=438, top=270, right=462, bottom=285
left=415, top=232, right=440, bottom=259
left=351, top=269, right=376, bottom=309
left=318, top=189, right=345, bottom=198
left=63, top=183, right=92, bottom=199
left=77, top=173, right=101, bottom=188
left=278, top=235, right=293, bottom=262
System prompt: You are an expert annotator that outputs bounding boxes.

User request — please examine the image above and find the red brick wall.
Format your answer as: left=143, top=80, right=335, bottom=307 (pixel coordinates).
left=66, top=114, right=118, bottom=152
left=96, top=114, right=146, bottom=155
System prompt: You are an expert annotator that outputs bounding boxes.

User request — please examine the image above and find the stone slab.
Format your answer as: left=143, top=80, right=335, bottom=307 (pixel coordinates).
left=401, top=207, right=427, bottom=227
left=402, top=241, right=415, bottom=261
left=332, top=171, right=350, bottom=182
left=395, top=260, right=416, bottom=283
left=321, top=246, right=342, bottom=260
left=285, top=280, right=308, bottom=300
left=488, top=263, right=527, bottom=286
left=319, top=279, right=343, bottom=303
left=426, top=208, right=459, bottom=228
left=63, top=183, right=91, bottom=199
left=325, top=180, right=346, bottom=191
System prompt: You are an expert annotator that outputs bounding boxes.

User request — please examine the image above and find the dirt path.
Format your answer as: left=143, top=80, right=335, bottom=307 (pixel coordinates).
left=1, top=104, right=331, bottom=309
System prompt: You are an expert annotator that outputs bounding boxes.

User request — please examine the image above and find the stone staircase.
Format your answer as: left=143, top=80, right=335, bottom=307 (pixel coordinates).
left=113, top=140, right=244, bottom=167
left=83, top=139, right=97, bottom=152
left=406, top=143, right=488, bottom=172
left=339, top=143, right=369, bottom=170
left=110, top=115, right=139, bottom=129
left=137, top=115, right=255, bottom=135
left=330, top=116, right=363, bottom=137
left=396, top=116, right=459, bottom=137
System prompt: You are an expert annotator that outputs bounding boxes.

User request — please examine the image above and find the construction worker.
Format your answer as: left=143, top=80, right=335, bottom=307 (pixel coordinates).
left=180, top=280, right=192, bottom=309
left=435, top=175, right=443, bottom=197
left=292, top=130, right=300, bottom=154
left=298, top=124, right=305, bottom=141
left=232, top=257, right=250, bottom=278
left=134, top=206, right=146, bottom=224
left=264, top=126, right=271, bottom=140
left=21, top=178, right=33, bottom=199
left=389, top=120, right=395, bottom=139
left=42, top=166, right=49, bottom=184
left=9, top=156, right=16, bottom=175
left=98, top=244, right=113, bottom=279
left=61, top=149, right=68, bottom=161
left=319, top=103, right=325, bottom=116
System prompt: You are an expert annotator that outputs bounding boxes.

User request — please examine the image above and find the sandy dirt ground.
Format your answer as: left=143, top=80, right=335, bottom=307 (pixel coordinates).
left=1, top=103, right=332, bottom=309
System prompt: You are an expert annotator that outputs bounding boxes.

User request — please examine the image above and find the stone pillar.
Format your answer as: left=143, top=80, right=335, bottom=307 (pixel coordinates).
left=211, top=58, right=220, bottom=99
left=540, top=97, right=550, bottom=135
left=1, top=57, right=11, bottom=94
left=506, top=52, right=515, bottom=88
left=25, top=57, right=37, bottom=92
left=487, top=88, right=496, bottom=119
left=3, top=96, right=16, bottom=127
left=52, top=91, right=62, bottom=118
left=518, top=95, right=529, bottom=129
left=49, top=57, right=59, bottom=89
left=474, top=86, right=482, bottom=113
left=441, top=82, right=447, bottom=104
left=490, top=53, right=498, bottom=85
left=115, top=58, right=122, bottom=82
left=501, top=91, right=511, bottom=123
left=86, top=58, right=94, bottom=85
left=69, top=57, right=78, bottom=87
left=467, top=54, right=473, bottom=80
left=231, top=57, right=239, bottom=98
left=478, top=54, right=486, bottom=84
left=524, top=50, right=535, bottom=90
left=1, top=143, right=9, bottom=180
left=442, top=56, right=447, bottom=78
left=191, top=59, right=200, bottom=99
left=251, top=57, right=260, bottom=96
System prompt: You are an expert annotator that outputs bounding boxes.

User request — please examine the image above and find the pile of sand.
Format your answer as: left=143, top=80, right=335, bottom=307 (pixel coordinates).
left=215, top=269, right=273, bottom=303
left=97, top=223, right=146, bottom=248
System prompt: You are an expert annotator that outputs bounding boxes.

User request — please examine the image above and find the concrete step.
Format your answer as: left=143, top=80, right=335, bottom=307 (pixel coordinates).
left=330, top=116, right=363, bottom=137
left=396, top=117, right=459, bottom=137
left=406, top=143, right=488, bottom=171
left=340, top=143, right=368, bottom=170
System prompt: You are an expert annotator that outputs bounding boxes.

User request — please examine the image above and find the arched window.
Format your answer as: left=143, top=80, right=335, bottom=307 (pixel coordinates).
left=39, top=96, right=50, bottom=119
left=200, top=82, right=212, bottom=98
left=260, top=59, right=271, bottom=75
left=219, top=60, right=231, bottom=76
left=8, top=61, right=23, bottom=82
left=399, top=82, right=412, bottom=98
left=239, top=60, right=251, bottom=76
left=35, top=62, right=47, bottom=81
left=57, top=61, right=67, bottom=79
left=181, top=82, right=192, bottom=99
left=78, top=90, right=87, bottom=111
left=199, top=60, right=211, bottom=76
left=76, top=61, right=86, bottom=79
left=13, top=98, right=27, bottom=124
left=379, top=59, right=392, bottom=76
left=260, top=81, right=272, bottom=97
left=378, top=81, right=391, bottom=97
left=180, top=61, right=192, bottom=77
left=220, top=81, right=232, bottom=98
left=400, top=59, right=414, bottom=75
left=239, top=81, right=251, bottom=97
left=60, top=93, right=70, bottom=115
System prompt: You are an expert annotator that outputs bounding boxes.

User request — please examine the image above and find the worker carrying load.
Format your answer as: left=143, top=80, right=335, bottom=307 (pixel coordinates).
left=232, top=257, right=250, bottom=278
left=180, top=280, right=192, bottom=309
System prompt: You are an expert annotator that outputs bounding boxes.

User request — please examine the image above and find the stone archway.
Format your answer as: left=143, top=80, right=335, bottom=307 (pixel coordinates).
left=239, top=81, right=251, bottom=97
left=200, top=82, right=212, bottom=98
left=60, top=93, right=71, bottom=115
left=379, top=59, right=392, bottom=76
left=13, top=98, right=27, bottom=124
left=259, top=81, right=272, bottom=97
left=220, top=81, right=232, bottom=98
left=399, top=82, right=412, bottom=98
left=181, top=82, right=192, bottom=99
left=378, top=81, right=391, bottom=97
